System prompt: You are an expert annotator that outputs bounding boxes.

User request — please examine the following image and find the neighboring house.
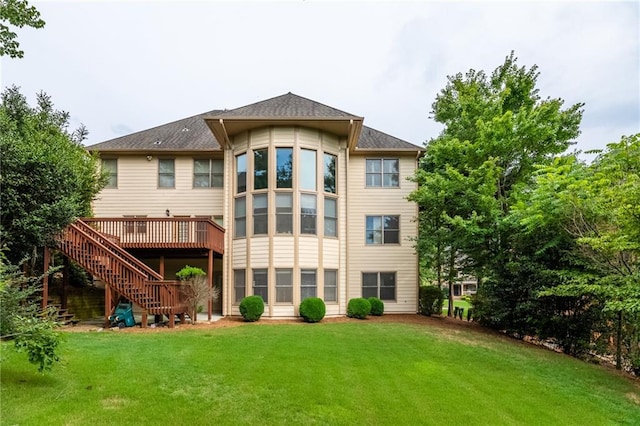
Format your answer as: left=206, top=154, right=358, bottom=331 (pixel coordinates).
left=84, top=93, right=422, bottom=320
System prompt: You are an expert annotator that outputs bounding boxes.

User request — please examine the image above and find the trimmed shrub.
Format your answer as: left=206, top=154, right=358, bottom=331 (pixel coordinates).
left=347, top=298, right=371, bottom=319
left=419, top=286, right=444, bottom=316
left=299, top=297, right=326, bottom=323
left=239, top=295, right=264, bottom=322
left=368, top=297, right=384, bottom=316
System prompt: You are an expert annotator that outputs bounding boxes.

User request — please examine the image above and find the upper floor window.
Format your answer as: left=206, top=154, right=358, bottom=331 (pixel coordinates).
left=253, top=194, right=268, bottom=235
left=235, top=197, right=246, bottom=238
left=276, top=148, right=293, bottom=188
left=300, top=194, right=317, bottom=235
left=254, top=149, right=268, bottom=190
left=366, top=215, right=399, bottom=244
left=300, top=149, right=316, bottom=191
left=324, top=153, right=336, bottom=193
left=236, top=153, right=247, bottom=193
left=102, top=159, right=117, bottom=188
left=324, top=198, right=337, bottom=237
left=158, top=159, right=175, bottom=188
left=193, top=159, right=223, bottom=188
left=366, top=159, right=399, bottom=187
left=276, top=193, right=293, bottom=234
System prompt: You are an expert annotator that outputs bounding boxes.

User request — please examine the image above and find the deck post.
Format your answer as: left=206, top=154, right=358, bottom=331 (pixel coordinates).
left=104, top=283, right=112, bottom=327
left=159, top=255, right=165, bottom=278
left=42, top=247, right=50, bottom=310
left=141, top=310, right=148, bottom=328
left=62, top=256, right=70, bottom=310
left=207, top=249, right=213, bottom=322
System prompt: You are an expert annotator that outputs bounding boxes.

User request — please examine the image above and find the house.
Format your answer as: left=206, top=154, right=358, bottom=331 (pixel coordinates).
left=67, top=93, right=422, bottom=323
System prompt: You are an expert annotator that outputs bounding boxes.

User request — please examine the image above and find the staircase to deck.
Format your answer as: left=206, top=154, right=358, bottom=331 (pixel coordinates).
left=56, top=219, right=187, bottom=327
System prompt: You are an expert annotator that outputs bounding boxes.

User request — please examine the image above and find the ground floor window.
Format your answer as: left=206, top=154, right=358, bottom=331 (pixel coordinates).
left=324, top=269, right=337, bottom=302
left=276, top=269, right=293, bottom=303
left=253, top=269, right=268, bottom=302
left=234, top=269, right=245, bottom=303
left=300, top=269, right=317, bottom=299
left=362, top=272, right=396, bottom=301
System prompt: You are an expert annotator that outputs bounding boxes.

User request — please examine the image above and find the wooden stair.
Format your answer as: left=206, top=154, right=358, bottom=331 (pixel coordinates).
left=56, top=219, right=188, bottom=327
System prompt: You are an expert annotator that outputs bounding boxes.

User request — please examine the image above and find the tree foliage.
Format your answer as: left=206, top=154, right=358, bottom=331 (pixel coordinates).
left=0, top=86, right=107, bottom=264
left=0, top=0, right=45, bottom=58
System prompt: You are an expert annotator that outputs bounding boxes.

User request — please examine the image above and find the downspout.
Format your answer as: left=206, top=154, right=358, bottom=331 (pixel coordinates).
left=344, top=131, right=350, bottom=315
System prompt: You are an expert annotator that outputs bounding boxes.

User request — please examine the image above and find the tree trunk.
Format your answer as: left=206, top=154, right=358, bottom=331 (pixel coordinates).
left=447, top=249, right=456, bottom=317
left=616, top=310, right=622, bottom=370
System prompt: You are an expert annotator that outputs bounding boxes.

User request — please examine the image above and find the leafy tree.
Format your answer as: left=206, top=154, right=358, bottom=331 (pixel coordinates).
left=411, top=52, right=583, bottom=324
left=176, top=265, right=219, bottom=324
left=0, top=253, right=61, bottom=373
left=0, top=86, right=107, bottom=264
left=0, top=0, right=45, bottom=58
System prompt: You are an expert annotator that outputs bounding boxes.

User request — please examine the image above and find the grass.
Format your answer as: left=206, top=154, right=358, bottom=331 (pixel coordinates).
left=2, top=320, right=639, bottom=425
left=442, top=299, right=472, bottom=316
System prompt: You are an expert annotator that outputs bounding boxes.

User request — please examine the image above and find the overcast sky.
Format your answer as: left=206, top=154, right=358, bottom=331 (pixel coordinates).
left=2, top=1, right=638, bottom=156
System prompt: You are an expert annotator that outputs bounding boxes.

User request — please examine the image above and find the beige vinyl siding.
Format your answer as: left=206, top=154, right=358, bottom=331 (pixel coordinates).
left=298, top=238, right=319, bottom=268
left=272, top=305, right=296, bottom=317
left=249, top=238, right=270, bottom=268
left=93, top=155, right=224, bottom=218
left=346, top=153, right=419, bottom=313
left=323, top=239, right=340, bottom=269
left=232, top=240, right=247, bottom=268
left=272, top=127, right=295, bottom=144
left=273, top=237, right=295, bottom=267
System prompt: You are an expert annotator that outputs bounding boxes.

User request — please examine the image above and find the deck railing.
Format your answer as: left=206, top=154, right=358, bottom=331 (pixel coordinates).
left=82, top=217, right=224, bottom=253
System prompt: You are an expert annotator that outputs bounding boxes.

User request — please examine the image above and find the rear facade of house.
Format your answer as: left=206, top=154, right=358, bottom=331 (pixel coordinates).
left=87, top=93, right=421, bottom=318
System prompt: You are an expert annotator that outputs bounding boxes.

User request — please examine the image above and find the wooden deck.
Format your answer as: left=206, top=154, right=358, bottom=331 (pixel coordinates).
left=82, top=217, right=224, bottom=254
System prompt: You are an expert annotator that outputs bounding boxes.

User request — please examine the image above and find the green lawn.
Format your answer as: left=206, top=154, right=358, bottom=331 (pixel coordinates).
left=442, top=299, right=472, bottom=316
left=2, top=320, right=639, bottom=425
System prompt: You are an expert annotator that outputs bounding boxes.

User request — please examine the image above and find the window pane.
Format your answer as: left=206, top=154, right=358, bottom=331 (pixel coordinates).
left=235, top=197, right=246, bottom=238
left=193, top=175, right=210, bottom=187
left=300, top=194, right=317, bottom=235
left=254, top=149, right=268, bottom=190
left=276, top=148, right=293, bottom=188
left=383, top=159, right=399, bottom=173
left=324, top=153, right=336, bottom=193
left=102, top=159, right=117, bottom=188
left=194, top=159, right=210, bottom=173
left=383, top=159, right=399, bottom=187
left=362, top=272, right=379, bottom=299
left=366, top=159, right=381, bottom=173
left=366, top=216, right=382, bottom=244
left=159, top=174, right=175, bottom=188
left=300, top=149, right=316, bottom=191
left=253, top=194, right=268, bottom=235
left=366, top=174, right=381, bottom=187
left=276, top=193, right=293, bottom=234
left=324, top=270, right=337, bottom=302
left=234, top=269, right=245, bottom=303
left=384, top=216, right=400, bottom=244
left=158, top=159, right=175, bottom=188
left=380, top=272, right=396, bottom=300
left=236, top=154, right=247, bottom=193
left=324, top=198, right=337, bottom=237
left=253, top=269, right=268, bottom=302
left=211, top=160, right=224, bottom=173
left=276, top=269, right=292, bottom=303
left=383, top=173, right=399, bottom=187
left=159, top=159, right=174, bottom=173
left=301, top=269, right=317, bottom=299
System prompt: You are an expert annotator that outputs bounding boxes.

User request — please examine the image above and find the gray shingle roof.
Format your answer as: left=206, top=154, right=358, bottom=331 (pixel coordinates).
left=357, top=126, right=422, bottom=150
left=211, top=92, right=360, bottom=119
left=87, top=110, right=223, bottom=152
left=87, top=93, right=422, bottom=152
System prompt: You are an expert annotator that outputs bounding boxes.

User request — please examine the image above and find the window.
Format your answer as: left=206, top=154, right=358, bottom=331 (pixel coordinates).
left=300, top=149, right=316, bottom=191
left=362, top=272, right=396, bottom=301
left=235, top=197, right=246, bottom=238
left=324, top=153, right=336, bottom=193
left=324, top=198, right=337, bottom=237
left=253, top=269, right=268, bottom=302
left=253, top=194, right=268, bottom=235
left=158, top=159, right=175, bottom=188
left=324, top=270, right=337, bottom=302
left=366, top=159, right=399, bottom=187
left=254, top=149, right=268, bottom=190
left=124, top=215, right=147, bottom=234
left=193, top=159, right=223, bottom=188
left=102, top=159, right=117, bottom=188
left=301, top=269, right=317, bottom=300
left=275, top=269, right=293, bottom=303
left=236, top=153, right=247, bottom=193
left=300, top=194, right=317, bottom=235
left=366, top=215, right=399, bottom=244
left=234, top=269, right=245, bottom=303
left=276, top=148, right=293, bottom=188
left=276, top=193, right=293, bottom=234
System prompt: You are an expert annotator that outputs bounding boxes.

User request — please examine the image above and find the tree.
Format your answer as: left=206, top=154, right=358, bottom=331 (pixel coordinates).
left=176, top=265, right=220, bottom=324
left=0, top=86, right=107, bottom=264
left=411, top=52, right=583, bottom=322
left=0, top=0, right=45, bottom=58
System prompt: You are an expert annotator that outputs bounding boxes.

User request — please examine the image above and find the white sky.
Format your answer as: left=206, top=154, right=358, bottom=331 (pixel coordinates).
left=2, top=1, right=638, bottom=156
